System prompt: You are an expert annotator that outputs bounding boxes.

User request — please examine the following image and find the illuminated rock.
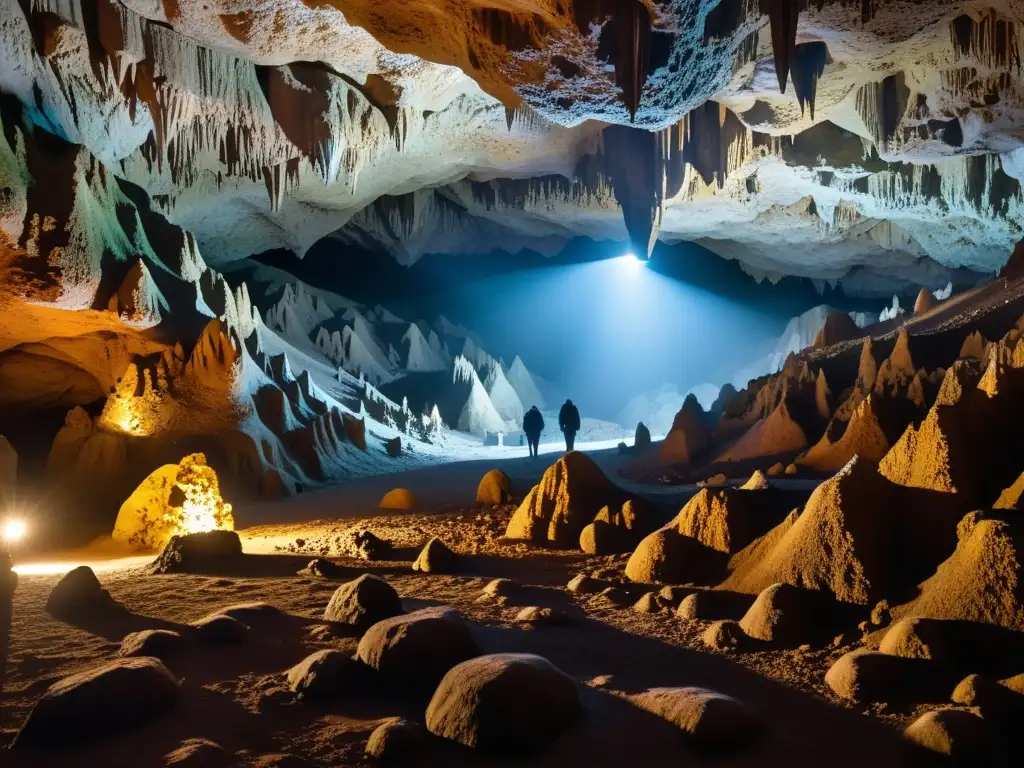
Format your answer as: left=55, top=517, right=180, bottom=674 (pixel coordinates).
left=380, top=488, right=418, bottom=510
left=113, top=453, right=234, bottom=552
left=476, top=468, right=513, bottom=505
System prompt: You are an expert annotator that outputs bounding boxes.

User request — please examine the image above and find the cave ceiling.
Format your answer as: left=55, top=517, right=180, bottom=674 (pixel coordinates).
left=3, top=0, right=1024, bottom=295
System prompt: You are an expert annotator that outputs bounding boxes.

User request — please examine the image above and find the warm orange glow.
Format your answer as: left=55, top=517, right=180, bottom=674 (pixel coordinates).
left=164, top=454, right=234, bottom=536
left=2, top=518, right=27, bottom=543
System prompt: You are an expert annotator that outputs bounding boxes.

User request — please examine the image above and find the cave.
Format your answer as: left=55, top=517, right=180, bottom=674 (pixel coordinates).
left=3, top=1, right=1024, bottom=764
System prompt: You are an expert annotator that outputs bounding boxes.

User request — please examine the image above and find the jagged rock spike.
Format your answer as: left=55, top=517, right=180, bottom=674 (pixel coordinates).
left=792, top=42, right=829, bottom=119
left=762, top=0, right=802, bottom=95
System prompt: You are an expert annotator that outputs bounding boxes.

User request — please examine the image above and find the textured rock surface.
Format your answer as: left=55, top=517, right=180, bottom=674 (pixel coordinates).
left=323, top=574, right=403, bottom=631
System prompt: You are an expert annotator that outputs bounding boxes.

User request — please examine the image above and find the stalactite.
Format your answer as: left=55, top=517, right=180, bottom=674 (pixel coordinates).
left=856, top=72, right=910, bottom=148
left=950, top=11, right=1021, bottom=73
left=681, top=101, right=751, bottom=189
left=791, top=42, right=829, bottom=119
left=602, top=124, right=661, bottom=256
left=761, top=0, right=801, bottom=94
left=574, top=0, right=652, bottom=121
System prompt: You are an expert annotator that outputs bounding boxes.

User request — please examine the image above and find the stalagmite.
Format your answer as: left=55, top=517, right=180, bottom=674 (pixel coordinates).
left=791, top=42, right=829, bottom=119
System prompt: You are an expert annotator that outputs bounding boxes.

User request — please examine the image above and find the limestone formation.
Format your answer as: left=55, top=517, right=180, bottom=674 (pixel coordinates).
left=505, top=452, right=628, bottom=546
left=412, top=538, right=457, bottom=574
left=323, top=574, right=403, bottom=632
left=113, top=453, right=234, bottom=552
left=659, top=395, right=712, bottom=465
left=476, top=469, right=513, bottom=505
left=379, top=488, right=418, bottom=510
left=913, top=287, right=936, bottom=315
left=634, top=421, right=652, bottom=450
left=425, top=654, right=580, bottom=754
left=813, top=312, right=860, bottom=348
left=14, top=658, right=181, bottom=747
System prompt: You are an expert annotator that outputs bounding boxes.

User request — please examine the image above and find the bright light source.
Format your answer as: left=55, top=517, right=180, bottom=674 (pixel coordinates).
left=2, top=519, right=27, bottom=544
left=619, top=252, right=643, bottom=273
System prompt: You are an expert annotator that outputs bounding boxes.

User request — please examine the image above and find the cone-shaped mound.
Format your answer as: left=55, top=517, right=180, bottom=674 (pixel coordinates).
left=740, top=470, right=769, bottom=491
left=799, top=395, right=889, bottom=473
left=913, top=288, right=935, bottom=316
left=660, top=395, right=712, bottom=465
left=873, top=329, right=915, bottom=396
left=721, top=457, right=898, bottom=604
left=714, top=402, right=807, bottom=464
left=814, top=311, right=860, bottom=348
left=959, top=331, right=988, bottom=362
left=893, top=511, right=1024, bottom=631
left=857, top=337, right=878, bottom=392
left=669, top=487, right=796, bottom=555
left=505, top=452, right=627, bottom=546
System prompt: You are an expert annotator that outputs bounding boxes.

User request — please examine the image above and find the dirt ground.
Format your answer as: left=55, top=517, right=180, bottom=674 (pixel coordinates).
left=3, top=492, right=951, bottom=768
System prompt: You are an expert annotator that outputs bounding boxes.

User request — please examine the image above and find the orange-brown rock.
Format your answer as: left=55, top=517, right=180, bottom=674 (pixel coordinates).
left=873, top=329, right=914, bottom=396
left=505, top=452, right=627, bottom=546
left=713, top=402, right=807, bottom=464
left=814, top=369, right=831, bottom=421
left=993, top=472, right=1024, bottom=510
left=798, top=395, right=889, bottom=472
left=959, top=331, right=987, bottom=361
left=659, top=394, right=711, bottom=465
left=856, top=337, right=878, bottom=392
left=913, top=288, right=935, bottom=316
left=813, top=311, right=860, bottom=348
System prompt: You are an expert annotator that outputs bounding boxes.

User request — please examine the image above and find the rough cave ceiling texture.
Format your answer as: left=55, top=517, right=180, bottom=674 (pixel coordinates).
left=4, top=0, right=1024, bottom=295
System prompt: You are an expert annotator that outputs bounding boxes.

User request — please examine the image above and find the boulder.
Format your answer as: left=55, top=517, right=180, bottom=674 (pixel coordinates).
left=150, top=531, right=243, bottom=575
left=385, top=436, right=402, bottom=457
left=192, top=614, right=247, bottom=645
left=634, top=422, right=652, bottom=450
left=951, top=674, right=1024, bottom=718
left=342, top=530, right=392, bottom=561
left=633, top=592, right=662, bottom=614
left=216, top=602, right=289, bottom=628
left=323, top=574, right=403, bottom=632
left=824, top=650, right=934, bottom=703
left=164, top=738, right=238, bottom=766
left=356, top=607, right=480, bottom=688
left=632, top=687, right=761, bottom=750
left=482, top=578, right=518, bottom=599
left=903, top=709, right=992, bottom=763
left=298, top=558, right=344, bottom=579
left=705, top=473, right=728, bottom=486
left=113, top=453, right=234, bottom=552
left=476, top=469, right=513, bottom=505
left=784, top=464, right=798, bottom=475
left=505, top=452, right=626, bottom=546
left=676, top=591, right=754, bottom=620
left=365, top=718, right=428, bottom=760
left=595, top=586, right=633, bottom=607
left=702, top=620, right=745, bottom=652
left=657, top=586, right=690, bottom=606
left=766, top=462, right=785, bottom=477
left=879, top=618, right=950, bottom=662
left=117, top=629, right=187, bottom=660
left=425, top=653, right=580, bottom=754
left=566, top=573, right=610, bottom=594
left=164, top=738, right=237, bottom=767
left=625, top=528, right=722, bottom=585
left=579, top=520, right=622, bottom=555
left=412, top=538, right=457, bottom=574
left=286, top=649, right=361, bottom=699
left=14, top=658, right=180, bottom=746
left=45, top=566, right=118, bottom=619
left=515, top=606, right=570, bottom=626
left=739, top=583, right=823, bottom=646
left=379, top=488, right=417, bottom=510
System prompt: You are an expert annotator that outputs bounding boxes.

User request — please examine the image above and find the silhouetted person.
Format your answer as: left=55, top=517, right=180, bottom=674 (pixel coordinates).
left=522, top=406, right=544, bottom=457
left=559, top=399, right=580, bottom=452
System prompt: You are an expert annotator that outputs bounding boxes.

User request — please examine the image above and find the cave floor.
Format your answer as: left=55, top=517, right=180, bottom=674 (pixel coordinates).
left=5, top=465, right=938, bottom=767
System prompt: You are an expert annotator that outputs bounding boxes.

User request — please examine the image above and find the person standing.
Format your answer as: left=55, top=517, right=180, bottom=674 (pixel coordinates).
left=522, top=406, right=544, bottom=457
left=558, top=399, right=580, bottom=452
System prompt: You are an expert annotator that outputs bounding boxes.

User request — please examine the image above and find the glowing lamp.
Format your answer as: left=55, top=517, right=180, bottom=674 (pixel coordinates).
left=619, top=252, right=644, bottom=273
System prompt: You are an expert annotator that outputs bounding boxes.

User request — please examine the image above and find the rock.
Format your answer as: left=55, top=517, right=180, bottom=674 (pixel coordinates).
left=150, top=531, right=243, bottom=574
left=904, top=709, right=992, bottom=763
left=879, top=618, right=950, bottom=662
left=323, top=574, right=403, bottom=632
left=595, top=586, right=632, bottom=607
left=566, top=573, right=609, bottom=594
left=342, top=530, right=392, bottom=561
left=286, top=649, right=361, bottom=699
left=117, top=629, right=187, bottom=660
left=667, top=486, right=796, bottom=555
left=824, top=650, right=933, bottom=703
left=476, top=469, right=513, bottom=505
left=739, top=583, right=823, bottom=646
left=766, top=462, right=785, bottom=476
left=385, top=436, right=402, bottom=457
left=632, top=687, right=761, bottom=750
left=217, top=602, right=288, bottom=627
left=298, top=558, right=344, bottom=579
left=660, top=395, right=712, bottom=465
left=164, top=738, right=238, bottom=767
left=482, top=578, right=518, bottom=599
left=676, top=591, right=753, bottom=620
left=45, top=566, right=118, bottom=619
left=625, top=528, right=722, bottom=585
left=951, top=674, right=1024, bottom=719
left=634, top=421, right=651, bottom=450
left=579, top=520, right=624, bottom=555
left=379, top=488, right=417, bottom=510
left=412, top=537, right=457, bottom=574
left=515, top=606, right=570, bottom=626
left=870, top=599, right=891, bottom=627
left=799, top=394, right=891, bottom=472
left=705, top=473, right=728, bottom=486
left=814, top=311, right=861, bottom=348
left=425, top=653, right=580, bottom=754
left=633, top=592, right=662, bottom=614
left=14, top=658, right=181, bottom=746
left=657, top=585, right=689, bottom=606
left=505, top=452, right=627, bottom=546
left=356, top=607, right=480, bottom=688
left=617, top=441, right=630, bottom=455
left=913, top=287, right=935, bottom=315
left=784, top=464, right=798, bottom=475
left=113, top=453, right=234, bottom=552
left=739, top=470, right=768, bottom=490
left=192, top=614, right=248, bottom=645
left=365, top=718, right=428, bottom=760
left=702, top=620, right=745, bottom=652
